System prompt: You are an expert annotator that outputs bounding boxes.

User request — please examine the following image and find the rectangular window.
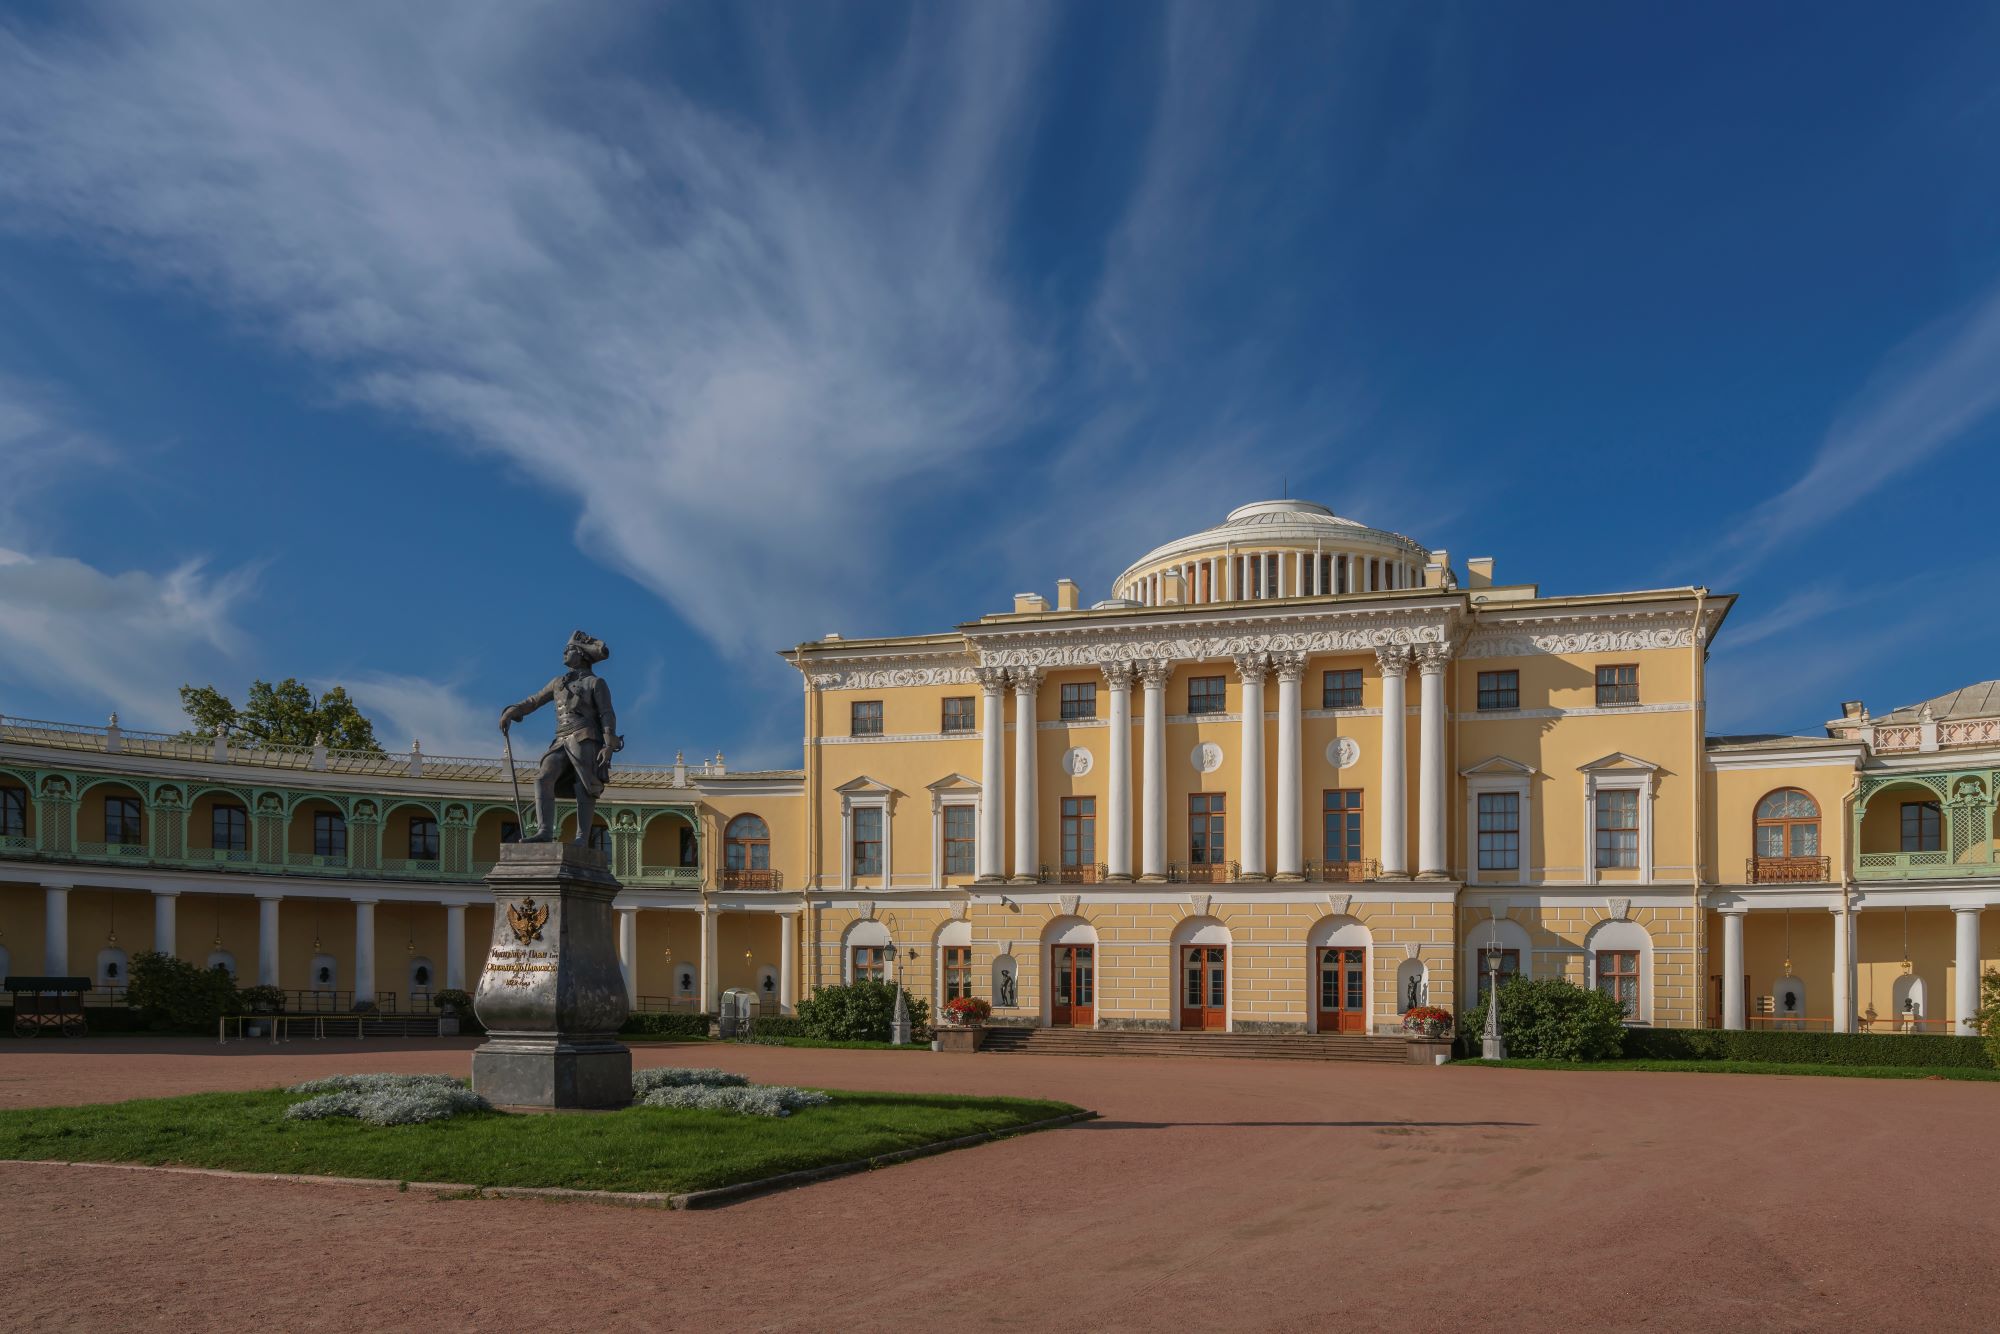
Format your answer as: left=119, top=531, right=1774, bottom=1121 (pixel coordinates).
left=943, top=945, right=973, bottom=1001
left=1189, top=793, right=1226, bottom=865
left=408, top=817, right=439, bottom=861
left=850, top=700, right=883, bottom=736
left=943, top=805, right=976, bottom=875
left=1059, top=682, right=1098, bottom=720
left=212, top=804, right=248, bottom=852
left=313, top=811, right=348, bottom=859
left=1595, top=664, right=1640, bottom=707
left=1900, top=801, right=1942, bottom=853
left=0, top=787, right=26, bottom=838
left=851, top=946, right=889, bottom=984
left=941, top=696, right=975, bottom=733
left=105, top=796, right=142, bottom=845
left=1477, top=670, right=1519, bottom=711
left=852, top=806, right=883, bottom=876
left=1187, top=676, right=1227, bottom=715
left=1477, top=792, right=1521, bottom=871
left=1322, top=789, right=1363, bottom=864
left=1594, top=789, right=1639, bottom=868
left=1597, top=950, right=1639, bottom=1017
left=1475, top=949, right=1521, bottom=1002
left=1322, top=669, right=1363, bottom=710
left=1061, top=796, right=1096, bottom=869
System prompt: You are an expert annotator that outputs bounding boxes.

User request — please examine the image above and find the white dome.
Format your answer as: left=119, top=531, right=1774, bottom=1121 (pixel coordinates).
left=1114, top=499, right=1429, bottom=593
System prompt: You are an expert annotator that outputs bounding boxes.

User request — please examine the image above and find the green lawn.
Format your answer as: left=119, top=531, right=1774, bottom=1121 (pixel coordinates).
left=1462, top=1058, right=2000, bottom=1082
left=0, top=1087, right=1081, bottom=1194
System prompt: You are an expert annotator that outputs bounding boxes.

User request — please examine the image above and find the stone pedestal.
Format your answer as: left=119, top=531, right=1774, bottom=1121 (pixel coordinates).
left=1404, top=1037, right=1452, bottom=1066
left=934, top=1026, right=987, bottom=1053
left=471, top=842, right=632, bottom=1109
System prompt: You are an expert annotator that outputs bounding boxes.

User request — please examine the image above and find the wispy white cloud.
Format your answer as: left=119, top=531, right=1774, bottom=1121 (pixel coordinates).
left=0, top=4, right=1051, bottom=658
left=1717, top=281, right=2000, bottom=581
left=338, top=672, right=496, bottom=759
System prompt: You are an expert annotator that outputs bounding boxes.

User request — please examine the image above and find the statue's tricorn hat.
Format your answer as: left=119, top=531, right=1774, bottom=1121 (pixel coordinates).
left=567, top=630, right=610, bottom=664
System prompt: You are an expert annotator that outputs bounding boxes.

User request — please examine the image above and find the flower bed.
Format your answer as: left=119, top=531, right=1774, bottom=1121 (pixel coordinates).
left=1401, top=1005, right=1454, bottom=1039
left=939, top=996, right=992, bottom=1028
left=283, top=1073, right=492, bottom=1126
left=630, top=1066, right=828, bottom=1117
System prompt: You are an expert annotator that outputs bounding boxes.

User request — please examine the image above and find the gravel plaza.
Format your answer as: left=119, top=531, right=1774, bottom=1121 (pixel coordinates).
left=1, top=1039, right=1994, bottom=1332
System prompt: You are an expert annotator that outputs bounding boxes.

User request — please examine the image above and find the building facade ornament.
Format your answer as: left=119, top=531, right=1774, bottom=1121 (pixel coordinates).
left=809, top=663, right=980, bottom=691
left=1374, top=644, right=1411, bottom=675
left=1061, top=747, right=1093, bottom=777
left=1459, top=614, right=1701, bottom=661
left=972, top=615, right=1451, bottom=672
left=1326, top=737, right=1361, bottom=769
left=1271, top=651, right=1308, bottom=684
left=1607, top=897, right=1632, bottom=922
left=1136, top=659, right=1173, bottom=690
left=1191, top=742, right=1224, bottom=774
left=1058, top=894, right=1080, bottom=917
left=1324, top=892, right=1352, bottom=918
left=1099, top=660, right=1135, bottom=689
left=1190, top=893, right=1212, bottom=918
left=1414, top=643, right=1452, bottom=675
left=1232, top=652, right=1270, bottom=685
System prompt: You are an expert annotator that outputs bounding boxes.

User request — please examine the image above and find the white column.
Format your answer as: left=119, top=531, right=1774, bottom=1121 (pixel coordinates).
left=1236, top=654, right=1268, bottom=880
left=445, top=903, right=467, bottom=990
left=1375, top=647, right=1410, bottom=878
left=354, top=900, right=377, bottom=1005
left=839, top=797, right=853, bottom=890
left=700, top=906, right=719, bottom=1011
left=1721, top=909, right=1746, bottom=1030
left=1104, top=662, right=1134, bottom=881
left=1416, top=646, right=1450, bottom=878
left=779, top=912, right=798, bottom=1013
left=1274, top=654, right=1305, bottom=880
left=882, top=798, right=894, bottom=890
left=152, top=889, right=179, bottom=960
left=258, top=895, right=281, bottom=986
left=1140, top=661, right=1168, bottom=880
left=1954, top=906, right=1983, bottom=1035
left=617, top=906, right=639, bottom=1009
left=44, top=885, right=70, bottom=974
left=1011, top=669, right=1042, bottom=883
left=1831, top=904, right=1851, bottom=1033
left=977, top=669, right=1007, bottom=881
left=1224, top=550, right=1237, bottom=600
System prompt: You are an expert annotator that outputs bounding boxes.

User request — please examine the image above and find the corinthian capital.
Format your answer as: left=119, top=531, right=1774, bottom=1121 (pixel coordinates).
left=1414, top=643, right=1452, bottom=676
left=1099, top=660, right=1135, bottom=690
left=1374, top=644, right=1411, bottom=675
left=1232, top=651, right=1270, bottom=685
left=1011, top=667, right=1045, bottom=694
left=975, top=666, right=1011, bottom=692
left=1136, top=658, right=1172, bottom=690
left=1271, top=651, right=1308, bottom=684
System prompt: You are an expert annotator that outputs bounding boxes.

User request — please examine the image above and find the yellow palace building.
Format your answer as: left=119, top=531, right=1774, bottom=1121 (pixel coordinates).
left=3, top=499, right=1996, bottom=1039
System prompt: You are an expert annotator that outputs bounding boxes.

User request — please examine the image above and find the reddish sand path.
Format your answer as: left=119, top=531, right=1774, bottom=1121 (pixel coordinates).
left=0, top=1039, right=1993, bottom=1332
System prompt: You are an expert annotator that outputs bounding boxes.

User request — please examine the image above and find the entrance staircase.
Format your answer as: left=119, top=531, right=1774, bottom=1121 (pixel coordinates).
left=979, top=1027, right=1405, bottom=1064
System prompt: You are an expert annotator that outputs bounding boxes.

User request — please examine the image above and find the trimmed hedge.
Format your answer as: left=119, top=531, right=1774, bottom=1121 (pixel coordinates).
left=745, top=1014, right=811, bottom=1038
left=1621, top=1027, right=1995, bottom=1070
left=620, top=1012, right=714, bottom=1038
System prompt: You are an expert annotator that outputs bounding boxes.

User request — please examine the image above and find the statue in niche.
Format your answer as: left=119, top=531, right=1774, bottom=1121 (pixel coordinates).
left=1404, top=972, right=1425, bottom=1012
left=499, top=630, right=625, bottom=843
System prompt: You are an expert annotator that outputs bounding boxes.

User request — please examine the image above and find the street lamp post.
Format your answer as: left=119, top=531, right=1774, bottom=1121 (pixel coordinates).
left=1482, top=942, right=1507, bottom=1061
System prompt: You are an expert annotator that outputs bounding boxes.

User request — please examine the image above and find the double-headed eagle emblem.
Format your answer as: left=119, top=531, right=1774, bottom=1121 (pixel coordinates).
left=506, top=896, right=550, bottom=945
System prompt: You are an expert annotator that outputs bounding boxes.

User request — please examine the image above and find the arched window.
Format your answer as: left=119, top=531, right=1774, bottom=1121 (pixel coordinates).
left=725, top=815, right=770, bottom=871
left=1754, top=789, right=1820, bottom=859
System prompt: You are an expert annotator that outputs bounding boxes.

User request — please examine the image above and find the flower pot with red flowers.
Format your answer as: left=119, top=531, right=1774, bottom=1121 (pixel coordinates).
left=936, top=996, right=992, bottom=1051
left=1401, top=1005, right=1453, bottom=1040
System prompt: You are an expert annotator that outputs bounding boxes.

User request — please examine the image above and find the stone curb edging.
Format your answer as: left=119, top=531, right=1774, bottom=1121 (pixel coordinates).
left=0, top=1109, right=1098, bottom=1211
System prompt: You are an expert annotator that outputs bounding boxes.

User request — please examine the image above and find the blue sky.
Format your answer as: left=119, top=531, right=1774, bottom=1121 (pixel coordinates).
left=2, top=2, right=1998, bottom=767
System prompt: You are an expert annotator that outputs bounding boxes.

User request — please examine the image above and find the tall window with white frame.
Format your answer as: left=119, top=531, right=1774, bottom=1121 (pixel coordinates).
left=1594, top=789, right=1638, bottom=869
left=1477, top=792, right=1521, bottom=873
left=942, top=805, right=976, bottom=877
left=1322, top=789, right=1363, bottom=867
left=1060, top=797, right=1096, bottom=879
left=1189, top=794, right=1226, bottom=866
left=942, top=945, right=972, bottom=1000
left=851, top=807, right=883, bottom=878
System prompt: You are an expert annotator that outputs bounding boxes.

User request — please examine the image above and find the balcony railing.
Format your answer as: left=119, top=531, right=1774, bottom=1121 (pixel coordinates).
left=1855, top=849, right=1996, bottom=880
left=718, top=868, right=784, bottom=890
left=1043, top=864, right=1106, bottom=886
left=1167, top=861, right=1240, bottom=884
left=1746, top=855, right=1830, bottom=884
left=1304, top=858, right=1378, bottom=883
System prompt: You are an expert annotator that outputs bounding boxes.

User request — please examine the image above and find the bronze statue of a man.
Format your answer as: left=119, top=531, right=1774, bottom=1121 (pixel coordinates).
left=499, top=630, right=624, bottom=844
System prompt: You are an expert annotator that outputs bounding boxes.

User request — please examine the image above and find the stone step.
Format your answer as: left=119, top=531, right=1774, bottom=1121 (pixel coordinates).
left=978, top=1028, right=1407, bottom=1063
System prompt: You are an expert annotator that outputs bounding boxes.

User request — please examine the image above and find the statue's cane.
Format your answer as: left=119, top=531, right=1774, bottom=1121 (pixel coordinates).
left=501, top=723, right=529, bottom=838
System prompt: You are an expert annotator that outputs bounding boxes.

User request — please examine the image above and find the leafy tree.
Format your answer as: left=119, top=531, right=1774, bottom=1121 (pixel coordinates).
left=1978, top=968, right=2000, bottom=1071
left=179, top=678, right=382, bottom=753
left=1458, top=975, right=1628, bottom=1062
left=796, top=979, right=930, bottom=1042
left=127, top=951, right=240, bottom=1030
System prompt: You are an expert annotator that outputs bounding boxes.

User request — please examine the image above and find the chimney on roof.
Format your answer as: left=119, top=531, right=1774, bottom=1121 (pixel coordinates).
left=1466, top=557, right=1494, bottom=588
left=1055, top=578, right=1080, bottom=612
left=1840, top=700, right=1866, bottom=720
left=1424, top=550, right=1451, bottom=589
left=1013, top=591, right=1050, bottom=614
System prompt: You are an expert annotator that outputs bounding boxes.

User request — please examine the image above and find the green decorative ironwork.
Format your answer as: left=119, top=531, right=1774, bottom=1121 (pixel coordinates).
left=1853, top=766, right=2000, bottom=880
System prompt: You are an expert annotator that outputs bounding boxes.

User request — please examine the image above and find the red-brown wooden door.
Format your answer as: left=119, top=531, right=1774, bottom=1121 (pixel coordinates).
left=1317, top=947, right=1368, bottom=1034
left=1180, top=946, right=1227, bottom=1030
left=1050, top=945, right=1094, bottom=1027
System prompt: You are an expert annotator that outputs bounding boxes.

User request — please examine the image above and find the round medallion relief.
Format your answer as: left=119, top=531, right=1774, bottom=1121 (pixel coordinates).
left=1061, top=747, right=1094, bottom=777
left=1189, top=741, right=1224, bottom=774
left=1326, top=737, right=1361, bottom=770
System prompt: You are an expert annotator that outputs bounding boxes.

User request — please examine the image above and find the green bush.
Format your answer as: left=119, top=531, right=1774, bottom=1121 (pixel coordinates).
left=795, top=980, right=930, bottom=1043
left=620, top=1011, right=714, bottom=1038
left=431, top=988, right=474, bottom=1016
left=1624, top=1025, right=1997, bottom=1070
left=1978, top=969, right=2000, bottom=1071
left=1457, top=976, right=1626, bottom=1062
left=127, top=951, right=239, bottom=1030
left=746, top=1014, right=811, bottom=1038
left=236, top=985, right=287, bottom=1014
